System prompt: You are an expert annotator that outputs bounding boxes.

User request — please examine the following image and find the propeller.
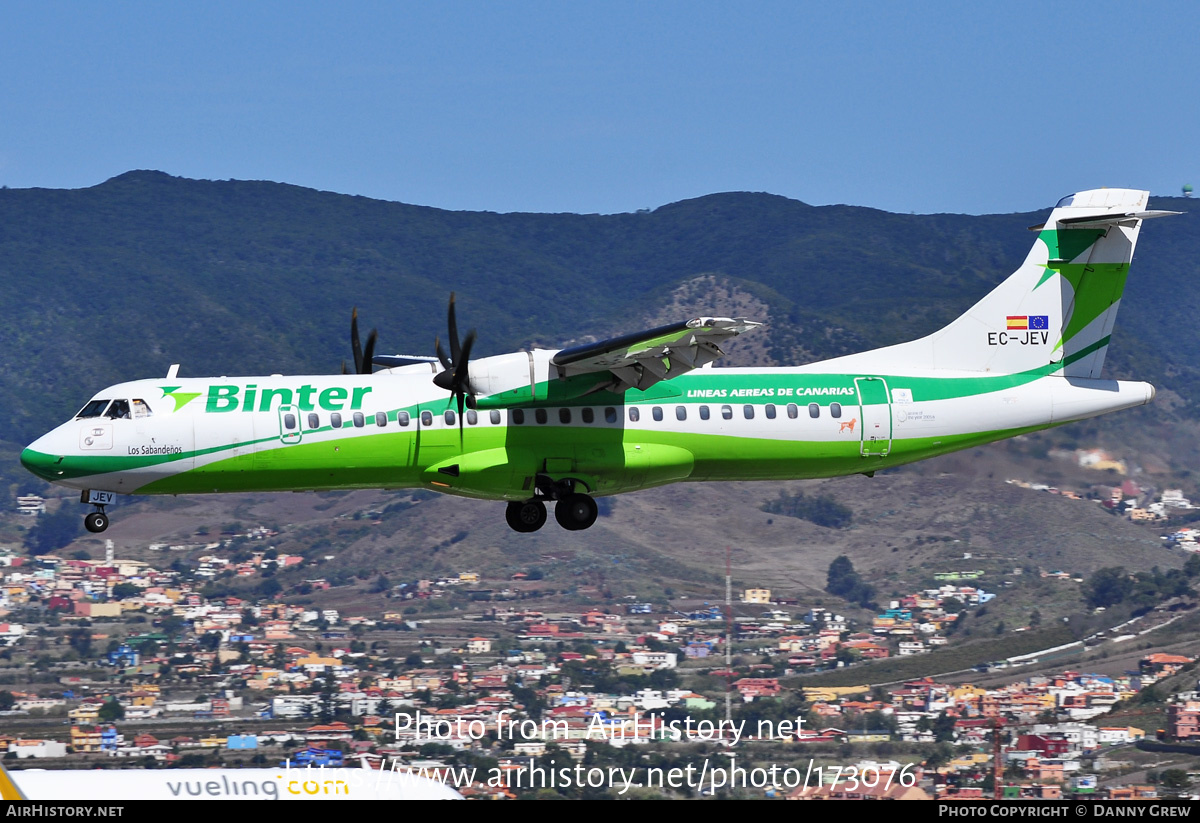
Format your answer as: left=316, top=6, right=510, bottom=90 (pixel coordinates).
left=432, top=293, right=476, bottom=443
left=341, top=307, right=378, bottom=375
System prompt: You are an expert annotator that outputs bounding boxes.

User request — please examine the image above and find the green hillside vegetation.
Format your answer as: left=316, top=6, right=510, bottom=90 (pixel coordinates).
left=2, top=171, right=1196, bottom=455
left=1083, top=563, right=1198, bottom=610
left=825, top=555, right=876, bottom=608
left=762, top=489, right=853, bottom=529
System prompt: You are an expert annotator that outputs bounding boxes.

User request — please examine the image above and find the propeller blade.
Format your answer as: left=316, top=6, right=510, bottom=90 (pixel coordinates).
left=350, top=307, right=363, bottom=374
left=360, top=329, right=378, bottom=375
left=454, top=330, right=476, bottom=392
left=340, top=360, right=348, bottom=375
left=447, top=293, right=461, bottom=367
left=435, top=336, right=452, bottom=372
left=431, top=293, right=477, bottom=447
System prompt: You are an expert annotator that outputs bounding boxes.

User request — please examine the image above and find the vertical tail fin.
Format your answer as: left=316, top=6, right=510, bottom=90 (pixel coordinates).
left=825, top=189, right=1176, bottom=376
left=1027, top=189, right=1151, bottom=378
left=0, top=761, right=27, bottom=800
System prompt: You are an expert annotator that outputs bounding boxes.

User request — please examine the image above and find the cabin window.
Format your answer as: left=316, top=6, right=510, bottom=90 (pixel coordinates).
left=629, top=407, right=640, bottom=422
left=581, top=407, right=594, bottom=424
left=676, top=405, right=687, bottom=421
left=490, top=410, right=501, bottom=425
left=721, top=405, right=733, bottom=420
left=700, top=405, right=710, bottom=420
left=330, top=412, right=343, bottom=428
left=398, top=411, right=410, bottom=427
left=106, top=400, right=131, bottom=420
left=787, top=403, right=798, bottom=419
left=283, top=413, right=297, bottom=430
left=743, top=404, right=755, bottom=420
left=375, top=412, right=387, bottom=427
left=559, top=408, right=571, bottom=424
left=765, top=404, right=776, bottom=419
left=652, top=406, right=663, bottom=422
left=512, top=409, right=525, bottom=425
left=76, top=399, right=111, bottom=419
left=132, top=399, right=152, bottom=418
left=352, top=412, right=364, bottom=427
left=605, top=407, right=617, bottom=424
left=307, top=413, right=320, bottom=429
left=830, top=402, right=842, bottom=419
left=808, top=403, right=820, bottom=418
left=420, top=411, right=433, bottom=427
left=535, top=408, right=548, bottom=424
left=444, top=410, right=456, bottom=425
left=467, top=409, right=478, bottom=425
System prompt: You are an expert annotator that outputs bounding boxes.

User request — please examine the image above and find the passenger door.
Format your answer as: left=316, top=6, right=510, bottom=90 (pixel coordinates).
left=854, top=377, right=892, bottom=457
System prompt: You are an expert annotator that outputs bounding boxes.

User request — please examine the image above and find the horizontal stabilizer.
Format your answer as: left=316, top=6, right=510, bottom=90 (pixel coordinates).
left=1058, top=209, right=1181, bottom=227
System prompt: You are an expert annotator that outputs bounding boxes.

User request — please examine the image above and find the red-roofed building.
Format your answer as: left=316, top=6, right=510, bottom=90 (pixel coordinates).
left=733, top=678, right=780, bottom=700
left=1016, top=734, right=1071, bottom=757
left=1169, top=700, right=1200, bottom=740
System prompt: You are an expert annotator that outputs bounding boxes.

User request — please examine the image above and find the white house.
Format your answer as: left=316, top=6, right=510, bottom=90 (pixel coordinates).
left=10, top=739, right=67, bottom=759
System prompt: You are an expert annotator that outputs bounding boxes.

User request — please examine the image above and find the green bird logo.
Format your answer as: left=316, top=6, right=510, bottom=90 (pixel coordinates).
left=160, top=386, right=201, bottom=413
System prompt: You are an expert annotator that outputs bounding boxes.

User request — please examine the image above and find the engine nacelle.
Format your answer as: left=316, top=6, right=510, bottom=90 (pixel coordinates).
left=467, top=351, right=543, bottom=398
left=472, top=350, right=617, bottom=407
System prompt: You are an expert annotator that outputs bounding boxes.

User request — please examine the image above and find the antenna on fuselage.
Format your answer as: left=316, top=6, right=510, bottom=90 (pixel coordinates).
left=166, top=364, right=179, bottom=379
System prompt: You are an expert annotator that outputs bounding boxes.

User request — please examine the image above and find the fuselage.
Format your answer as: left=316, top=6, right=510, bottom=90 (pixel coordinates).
left=20, top=363, right=1154, bottom=502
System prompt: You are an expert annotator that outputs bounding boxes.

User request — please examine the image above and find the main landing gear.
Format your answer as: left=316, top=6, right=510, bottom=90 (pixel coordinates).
left=504, top=475, right=600, bottom=533
left=505, top=500, right=546, bottom=532
left=554, top=494, right=598, bottom=531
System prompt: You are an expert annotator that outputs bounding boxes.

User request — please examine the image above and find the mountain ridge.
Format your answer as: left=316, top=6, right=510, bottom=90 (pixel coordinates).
left=1, top=171, right=1195, bottom=462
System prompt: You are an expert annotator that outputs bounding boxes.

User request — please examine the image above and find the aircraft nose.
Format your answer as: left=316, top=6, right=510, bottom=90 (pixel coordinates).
left=20, top=444, right=63, bottom=481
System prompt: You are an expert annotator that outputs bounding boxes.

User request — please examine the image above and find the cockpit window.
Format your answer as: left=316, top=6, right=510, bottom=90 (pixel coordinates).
left=105, top=400, right=131, bottom=419
left=132, top=399, right=152, bottom=418
left=76, top=400, right=111, bottom=419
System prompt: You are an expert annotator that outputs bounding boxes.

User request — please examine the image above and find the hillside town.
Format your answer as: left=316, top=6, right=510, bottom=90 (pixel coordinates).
left=2, top=516, right=1200, bottom=800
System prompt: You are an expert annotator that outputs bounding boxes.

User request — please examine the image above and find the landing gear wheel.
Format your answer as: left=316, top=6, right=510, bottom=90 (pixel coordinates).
left=505, top=500, right=547, bottom=533
left=84, top=511, right=109, bottom=533
left=554, top=493, right=598, bottom=531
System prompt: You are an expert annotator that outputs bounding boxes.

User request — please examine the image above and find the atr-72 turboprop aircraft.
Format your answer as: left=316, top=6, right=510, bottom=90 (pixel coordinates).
left=21, top=188, right=1176, bottom=534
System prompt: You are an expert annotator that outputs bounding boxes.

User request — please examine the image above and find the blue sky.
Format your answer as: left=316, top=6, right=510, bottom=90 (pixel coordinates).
left=1, top=1, right=1195, bottom=215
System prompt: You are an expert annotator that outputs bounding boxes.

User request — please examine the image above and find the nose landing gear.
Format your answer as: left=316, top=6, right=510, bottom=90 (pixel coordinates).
left=80, top=490, right=115, bottom=533
left=84, top=510, right=110, bottom=533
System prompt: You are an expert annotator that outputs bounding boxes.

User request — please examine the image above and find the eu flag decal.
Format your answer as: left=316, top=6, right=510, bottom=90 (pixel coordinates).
left=1029, top=315, right=1049, bottom=330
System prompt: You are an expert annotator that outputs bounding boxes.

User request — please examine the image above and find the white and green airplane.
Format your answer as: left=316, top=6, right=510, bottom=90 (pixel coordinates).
left=21, top=188, right=1175, bottom=534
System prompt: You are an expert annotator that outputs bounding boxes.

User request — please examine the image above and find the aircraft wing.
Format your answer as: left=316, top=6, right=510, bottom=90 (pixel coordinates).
left=372, top=354, right=440, bottom=369
left=551, top=317, right=760, bottom=392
